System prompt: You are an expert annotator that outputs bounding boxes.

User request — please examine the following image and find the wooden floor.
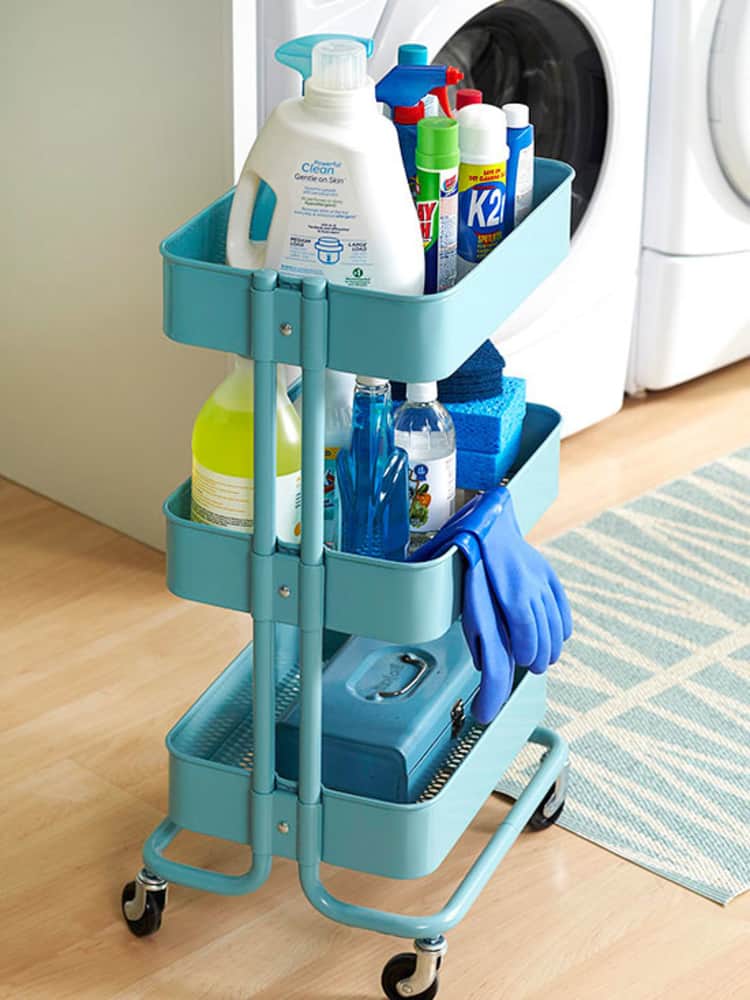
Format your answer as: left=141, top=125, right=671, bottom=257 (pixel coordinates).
left=2, top=360, right=749, bottom=1000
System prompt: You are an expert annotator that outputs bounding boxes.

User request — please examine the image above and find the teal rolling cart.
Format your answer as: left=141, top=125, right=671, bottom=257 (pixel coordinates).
left=122, top=160, right=574, bottom=1000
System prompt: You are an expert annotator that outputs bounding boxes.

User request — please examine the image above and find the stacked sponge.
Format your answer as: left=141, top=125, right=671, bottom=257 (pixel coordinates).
left=446, top=375, right=526, bottom=490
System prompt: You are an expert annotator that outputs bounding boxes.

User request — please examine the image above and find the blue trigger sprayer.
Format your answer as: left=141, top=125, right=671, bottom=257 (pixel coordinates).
left=249, top=34, right=375, bottom=242
left=375, top=61, right=464, bottom=196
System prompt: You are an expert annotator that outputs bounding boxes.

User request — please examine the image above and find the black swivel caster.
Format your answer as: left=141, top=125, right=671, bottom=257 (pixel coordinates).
left=121, top=868, right=168, bottom=937
left=381, top=937, right=445, bottom=999
left=528, top=760, right=569, bottom=832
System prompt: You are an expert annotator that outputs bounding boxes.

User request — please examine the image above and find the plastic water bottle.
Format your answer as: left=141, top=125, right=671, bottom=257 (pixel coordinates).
left=394, top=382, right=456, bottom=553
left=337, top=377, right=409, bottom=561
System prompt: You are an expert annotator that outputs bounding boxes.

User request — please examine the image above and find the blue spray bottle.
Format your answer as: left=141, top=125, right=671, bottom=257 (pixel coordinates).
left=503, top=103, right=535, bottom=231
left=336, top=377, right=410, bottom=562
left=375, top=62, right=464, bottom=196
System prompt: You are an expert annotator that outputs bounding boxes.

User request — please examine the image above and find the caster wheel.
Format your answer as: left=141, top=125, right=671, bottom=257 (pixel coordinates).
left=381, top=953, right=439, bottom=1000
left=121, top=880, right=164, bottom=937
left=528, top=782, right=565, bottom=831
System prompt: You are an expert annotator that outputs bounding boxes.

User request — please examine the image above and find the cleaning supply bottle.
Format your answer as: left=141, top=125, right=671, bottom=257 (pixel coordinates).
left=375, top=63, right=464, bottom=190
left=226, top=38, right=423, bottom=294
left=503, top=102, right=535, bottom=231
left=416, top=118, right=460, bottom=293
left=391, top=100, right=425, bottom=199
left=336, top=377, right=409, bottom=561
left=321, top=369, right=354, bottom=549
left=191, top=357, right=302, bottom=543
left=457, top=104, right=508, bottom=277
left=295, top=369, right=354, bottom=549
left=456, top=88, right=482, bottom=111
left=394, top=383, right=456, bottom=552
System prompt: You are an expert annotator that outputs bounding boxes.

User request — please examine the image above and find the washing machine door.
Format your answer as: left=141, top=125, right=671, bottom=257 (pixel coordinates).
left=373, top=0, right=609, bottom=235
left=709, top=0, right=750, bottom=205
left=436, top=1, right=608, bottom=234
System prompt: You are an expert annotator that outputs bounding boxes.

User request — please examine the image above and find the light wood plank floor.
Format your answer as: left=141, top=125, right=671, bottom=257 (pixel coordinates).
left=2, top=360, right=749, bottom=1000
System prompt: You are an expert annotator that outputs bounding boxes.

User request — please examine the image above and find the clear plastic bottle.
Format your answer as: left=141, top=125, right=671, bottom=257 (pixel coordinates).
left=336, top=377, right=409, bottom=561
left=191, top=356, right=302, bottom=544
left=394, top=382, right=456, bottom=553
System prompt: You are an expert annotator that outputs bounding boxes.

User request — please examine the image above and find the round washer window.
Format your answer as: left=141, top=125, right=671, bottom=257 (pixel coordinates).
left=435, top=0, right=609, bottom=233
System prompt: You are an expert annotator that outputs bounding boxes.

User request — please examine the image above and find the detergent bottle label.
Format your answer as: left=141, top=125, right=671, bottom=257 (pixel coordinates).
left=407, top=455, right=456, bottom=533
left=191, top=461, right=302, bottom=544
left=416, top=165, right=458, bottom=293
left=323, top=446, right=340, bottom=548
left=458, top=161, right=506, bottom=266
left=280, top=158, right=373, bottom=289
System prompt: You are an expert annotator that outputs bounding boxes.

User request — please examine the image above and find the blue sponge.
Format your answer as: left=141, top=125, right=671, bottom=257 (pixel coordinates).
left=446, top=376, right=526, bottom=453
left=447, top=376, right=526, bottom=490
left=391, top=341, right=505, bottom=403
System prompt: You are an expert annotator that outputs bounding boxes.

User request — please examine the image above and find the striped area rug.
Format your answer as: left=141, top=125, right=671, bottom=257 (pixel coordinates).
left=500, top=448, right=750, bottom=904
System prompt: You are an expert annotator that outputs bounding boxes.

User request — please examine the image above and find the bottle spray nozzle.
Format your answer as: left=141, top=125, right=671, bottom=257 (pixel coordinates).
left=275, top=33, right=375, bottom=85
left=375, top=64, right=464, bottom=119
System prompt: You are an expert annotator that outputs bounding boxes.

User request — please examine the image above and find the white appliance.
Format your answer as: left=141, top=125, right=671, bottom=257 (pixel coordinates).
left=629, top=0, right=750, bottom=393
left=247, top=0, right=654, bottom=436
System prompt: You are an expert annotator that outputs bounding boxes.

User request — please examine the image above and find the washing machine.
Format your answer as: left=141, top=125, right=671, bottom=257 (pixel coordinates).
left=628, top=0, right=750, bottom=393
left=250, top=0, right=654, bottom=435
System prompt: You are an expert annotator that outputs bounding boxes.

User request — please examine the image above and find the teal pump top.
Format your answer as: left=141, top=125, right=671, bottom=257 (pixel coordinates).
left=275, top=34, right=375, bottom=83
left=375, top=64, right=464, bottom=118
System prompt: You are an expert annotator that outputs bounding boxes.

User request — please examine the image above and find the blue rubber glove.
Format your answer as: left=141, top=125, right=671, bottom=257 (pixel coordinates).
left=411, top=526, right=515, bottom=723
left=452, top=531, right=516, bottom=723
left=413, top=488, right=572, bottom=675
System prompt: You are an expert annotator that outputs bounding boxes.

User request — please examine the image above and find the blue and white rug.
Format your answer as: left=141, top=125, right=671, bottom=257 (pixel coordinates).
left=500, top=448, right=750, bottom=904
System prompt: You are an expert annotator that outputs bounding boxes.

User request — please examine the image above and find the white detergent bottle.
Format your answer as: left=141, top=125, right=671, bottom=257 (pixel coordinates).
left=226, top=38, right=424, bottom=294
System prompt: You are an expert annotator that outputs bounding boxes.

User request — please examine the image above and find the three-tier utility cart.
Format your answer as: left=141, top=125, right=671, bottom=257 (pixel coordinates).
left=122, top=159, right=574, bottom=1000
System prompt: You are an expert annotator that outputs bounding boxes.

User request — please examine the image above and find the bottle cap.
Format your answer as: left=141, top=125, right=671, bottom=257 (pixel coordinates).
left=503, top=102, right=530, bottom=128
left=398, top=43, right=429, bottom=66
left=394, top=101, right=425, bottom=124
left=275, top=34, right=374, bottom=84
left=357, top=375, right=389, bottom=388
left=310, top=39, right=367, bottom=91
left=416, top=118, right=459, bottom=168
left=457, top=104, right=508, bottom=163
left=456, top=88, right=482, bottom=110
left=406, top=382, right=437, bottom=403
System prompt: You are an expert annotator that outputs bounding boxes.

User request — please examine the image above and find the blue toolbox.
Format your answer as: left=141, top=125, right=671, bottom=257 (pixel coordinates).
left=276, top=622, right=481, bottom=803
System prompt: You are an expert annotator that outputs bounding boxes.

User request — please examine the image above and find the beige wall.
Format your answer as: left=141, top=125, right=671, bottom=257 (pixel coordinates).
left=0, top=0, right=237, bottom=548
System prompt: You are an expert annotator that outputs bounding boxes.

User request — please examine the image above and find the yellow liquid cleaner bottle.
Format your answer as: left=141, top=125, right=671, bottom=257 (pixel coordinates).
left=191, top=356, right=302, bottom=544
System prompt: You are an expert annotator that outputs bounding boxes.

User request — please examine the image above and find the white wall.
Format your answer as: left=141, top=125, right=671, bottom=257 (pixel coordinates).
left=0, top=0, right=238, bottom=548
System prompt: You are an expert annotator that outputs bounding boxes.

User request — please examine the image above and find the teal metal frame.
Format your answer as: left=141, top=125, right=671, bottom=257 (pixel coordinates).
left=140, top=159, right=573, bottom=942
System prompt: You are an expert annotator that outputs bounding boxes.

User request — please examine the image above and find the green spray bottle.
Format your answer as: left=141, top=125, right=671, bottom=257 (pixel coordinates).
left=415, top=118, right=460, bottom=294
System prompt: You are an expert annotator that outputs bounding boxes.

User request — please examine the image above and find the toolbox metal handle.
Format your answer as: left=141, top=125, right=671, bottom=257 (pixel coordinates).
left=378, top=653, right=429, bottom=699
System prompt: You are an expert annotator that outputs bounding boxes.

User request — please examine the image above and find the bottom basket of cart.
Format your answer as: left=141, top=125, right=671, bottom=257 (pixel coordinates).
left=162, top=641, right=547, bottom=882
